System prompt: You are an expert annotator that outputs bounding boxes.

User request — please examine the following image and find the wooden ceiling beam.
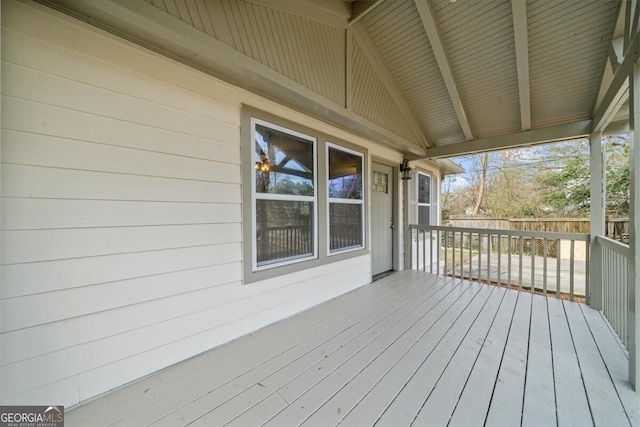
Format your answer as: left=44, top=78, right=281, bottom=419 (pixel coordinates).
left=511, top=0, right=531, bottom=131
left=414, top=0, right=473, bottom=141
left=593, top=32, right=638, bottom=133
left=420, top=120, right=592, bottom=159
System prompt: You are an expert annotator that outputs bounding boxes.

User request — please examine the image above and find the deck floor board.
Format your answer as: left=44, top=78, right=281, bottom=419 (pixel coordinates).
left=65, top=271, right=637, bottom=427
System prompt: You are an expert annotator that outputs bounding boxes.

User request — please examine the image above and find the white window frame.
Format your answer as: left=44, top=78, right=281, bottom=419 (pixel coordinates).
left=417, top=172, right=432, bottom=225
left=326, top=142, right=365, bottom=255
left=251, top=118, right=318, bottom=271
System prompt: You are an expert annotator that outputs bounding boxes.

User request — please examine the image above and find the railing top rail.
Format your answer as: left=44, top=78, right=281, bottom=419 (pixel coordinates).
left=595, top=234, right=630, bottom=256
left=409, top=224, right=590, bottom=241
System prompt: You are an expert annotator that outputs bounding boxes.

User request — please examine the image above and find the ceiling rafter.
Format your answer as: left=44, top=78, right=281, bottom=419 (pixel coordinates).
left=350, top=20, right=432, bottom=149
left=593, top=31, right=639, bottom=133
left=414, top=0, right=473, bottom=141
left=511, top=0, right=531, bottom=131
left=421, top=120, right=592, bottom=160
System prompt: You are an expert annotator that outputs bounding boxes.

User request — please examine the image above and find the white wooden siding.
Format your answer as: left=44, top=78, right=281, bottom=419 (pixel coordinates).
left=0, top=0, right=371, bottom=407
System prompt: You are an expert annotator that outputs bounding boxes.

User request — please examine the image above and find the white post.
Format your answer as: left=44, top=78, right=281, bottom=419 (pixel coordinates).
left=628, top=61, right=640, bottom=390
left=589, top=132, right=605, bottom=309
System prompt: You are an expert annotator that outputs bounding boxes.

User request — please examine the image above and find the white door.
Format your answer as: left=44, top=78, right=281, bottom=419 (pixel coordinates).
left=372, top=163, right=394, bottom=276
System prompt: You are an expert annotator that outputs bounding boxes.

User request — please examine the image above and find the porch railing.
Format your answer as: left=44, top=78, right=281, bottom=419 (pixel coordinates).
left=594, top=235, right=630, bottom=348
left=407, top=224, right=590, bottom=301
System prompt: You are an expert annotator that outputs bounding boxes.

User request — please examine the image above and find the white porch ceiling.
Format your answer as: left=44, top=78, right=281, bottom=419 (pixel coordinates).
left=40, top=0, right=628, bottom=159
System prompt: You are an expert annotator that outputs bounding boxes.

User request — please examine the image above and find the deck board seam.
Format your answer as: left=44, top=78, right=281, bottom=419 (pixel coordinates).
left=262, top=279, right=475, bottom=426
left=162, top=277, right=454, bottom=425
left=410, top=284, right=500, bottom=425
left=211, top=277, right=461, bottom=426
left=578, top=303, right=634, bottom=426
left=444, top=287, right=509, bottom=426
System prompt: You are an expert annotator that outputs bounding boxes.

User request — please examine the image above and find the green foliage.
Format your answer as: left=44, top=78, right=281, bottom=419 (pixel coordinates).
left=537, top=141, right=591, bottom=216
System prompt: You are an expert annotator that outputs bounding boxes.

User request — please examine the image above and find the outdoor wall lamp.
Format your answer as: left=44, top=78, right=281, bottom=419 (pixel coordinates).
left=399, top=158, right=412, bottom=180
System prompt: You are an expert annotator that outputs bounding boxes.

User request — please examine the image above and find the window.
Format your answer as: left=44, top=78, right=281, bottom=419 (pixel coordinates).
left=252, top=119, right=317, bottom=270
left=417, top=172, right=431, bottom=225
left=243, top=107, right=368, bottom=281
left=327, top=144, right=364, bottom=253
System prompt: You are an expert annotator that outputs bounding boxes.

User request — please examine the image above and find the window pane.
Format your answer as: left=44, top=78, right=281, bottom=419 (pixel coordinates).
left=418, top=174, right=431, bottom=204
left=255, top=124, right=314, bottom=196
left=373, top=171, right=388, bottom=194
left=418, top=206, right=430, bottom=225
left=256, top=200, right=313, bottom=265
left=329, top=203, right=363, bottom=251
left=328, top=147, right=363, bottom=199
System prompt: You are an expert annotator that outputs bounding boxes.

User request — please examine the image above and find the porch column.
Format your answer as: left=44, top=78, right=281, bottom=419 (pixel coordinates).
left=589, top=131, right=604, bottom=309
left=628, top=61, right=640, bottom=390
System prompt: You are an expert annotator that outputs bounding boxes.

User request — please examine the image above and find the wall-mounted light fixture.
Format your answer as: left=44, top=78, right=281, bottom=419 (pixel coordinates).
left=399, top=158, right=412, bottom=180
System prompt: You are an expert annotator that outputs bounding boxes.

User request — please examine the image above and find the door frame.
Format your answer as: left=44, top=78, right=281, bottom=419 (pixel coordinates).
left=371, top=158, right=400, bottom=275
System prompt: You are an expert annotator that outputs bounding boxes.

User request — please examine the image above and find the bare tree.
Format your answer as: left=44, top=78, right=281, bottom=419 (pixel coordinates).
left=472, top=152, right=489, bottom=215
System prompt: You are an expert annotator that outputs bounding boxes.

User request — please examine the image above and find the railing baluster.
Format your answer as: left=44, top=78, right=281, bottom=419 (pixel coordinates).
left=556, top=239, right=561, bottom=298
left=518, top=236, right=524, bottom=291
left=487, top=233, right=491, bottom=285
left=437, top=229, right=441, bottom=274
left=543, top=238, right=548, bottom=296
left=421, top=228, right=426, bottom=272
left=478, top=233, right=482, bottom=283
left=530, top=237, right=535, bottom=294
left=452, top=231, right=456, bottom=278
left=443, top=230, right=449, bottom=275
left=508, top=236, right=512, bottom=289
left=461, top=233, right=465, bottom=279
left=429, top=228, right=433, bottom=274
left=497, top=234, right=502, bottom=286
left=468, top=232, right=472, bottom=281
left=569, top=239, right=575, bottom=301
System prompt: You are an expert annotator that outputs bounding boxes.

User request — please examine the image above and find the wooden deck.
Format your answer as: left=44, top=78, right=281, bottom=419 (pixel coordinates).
left=66, top=271, right=638, bottom=426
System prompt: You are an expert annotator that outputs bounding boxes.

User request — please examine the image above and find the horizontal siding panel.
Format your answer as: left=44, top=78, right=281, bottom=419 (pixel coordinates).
left=2, top=256, right=368, bottom=401
left=1, top=2, right=374, bottom=409
left=1, top=243, right=242, bottom=299
left=2, top=30, right=240, bottom=127
left=74, top=256, right=371, bottom=402
left=1, top=198, right=241, bottom=230
left=1, top=262, right=242, bottom=334
left=0, top=344, right=82, bottom=402
left=3, top=97, right=240, bottom=162
left=2, top=223, right=241, bottom=265
left=1, top=262, right=242, bottom=365
left=2, top=130, right=240, bottom=184
left=0, top=318, right=78, bottom=368
left=3, top=63, right=236, bottom=142
left=1, top=164, right=241, bottom=203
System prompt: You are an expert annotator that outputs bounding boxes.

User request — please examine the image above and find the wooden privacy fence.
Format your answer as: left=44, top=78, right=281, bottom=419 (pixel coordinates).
left=449, top=217, right=629, bottom=243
